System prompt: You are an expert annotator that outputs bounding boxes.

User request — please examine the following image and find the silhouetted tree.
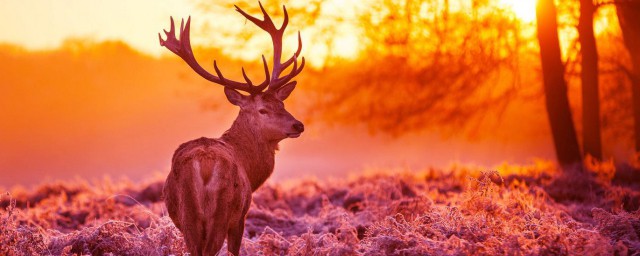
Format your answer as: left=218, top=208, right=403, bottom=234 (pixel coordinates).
left=616, top=1, right=640, bottom=153
left=536, top=0, right=583, bottom=165
left=311, top=0, right=521, bottom=135
left=579, top=0, right=602, bottom=159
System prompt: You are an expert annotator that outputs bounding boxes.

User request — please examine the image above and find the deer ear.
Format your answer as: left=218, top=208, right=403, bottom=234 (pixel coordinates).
left=274, top=81, right=297, bottom=101
left=224, top=87, right=246, bottom=106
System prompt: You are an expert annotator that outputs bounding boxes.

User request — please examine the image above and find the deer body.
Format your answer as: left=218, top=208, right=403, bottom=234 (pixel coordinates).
left=165, top=93, right=303, bottom=255
left=165, top=137, right=252, bottom=255
left=159, top=4, right=305, bottom=255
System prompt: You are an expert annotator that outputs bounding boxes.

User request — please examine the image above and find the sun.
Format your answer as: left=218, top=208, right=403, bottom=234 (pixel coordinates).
left=498, top=0, right=537, bottom=22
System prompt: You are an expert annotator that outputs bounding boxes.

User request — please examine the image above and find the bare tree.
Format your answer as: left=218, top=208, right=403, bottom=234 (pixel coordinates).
left=311, top=0, right=522, bottom=135
left=536, top=0, right=583, bottom=165
left=616, top=1, right=640, bottom=153
left=579, top=0, right=603, bottom=159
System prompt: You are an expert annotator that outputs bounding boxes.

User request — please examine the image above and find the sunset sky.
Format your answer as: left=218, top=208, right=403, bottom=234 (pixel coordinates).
left=2, top=0, right=628, bottom=188
left=0, top=0, right=537, bottom=59
left=0, top=0, right=365, bottom=65
left=0, top=0, right=195, bottom=56
left=3, top=2, right=638, bottom=255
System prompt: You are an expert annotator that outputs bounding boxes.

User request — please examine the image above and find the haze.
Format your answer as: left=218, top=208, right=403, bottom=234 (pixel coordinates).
left=1, top=0, right=622, bottom=188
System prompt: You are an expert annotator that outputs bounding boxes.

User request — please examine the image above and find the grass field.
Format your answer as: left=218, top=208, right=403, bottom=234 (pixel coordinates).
left=1, top=160, right=639, bottom=255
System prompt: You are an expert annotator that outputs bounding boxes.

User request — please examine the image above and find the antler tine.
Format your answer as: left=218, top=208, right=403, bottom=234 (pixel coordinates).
left=239, top=55, right=270, bottom=89
left=269, top=56, right=305, bottom=92
left=213, top=60, right=227, bottom=81
left=241, top=67, right=253, bottom=86
left=235, top=2, right=279, bottom=33
left=281, top=4, right=289, bottom=32
left=279, top=31, right=303, bottom=73
left=159, top=16, right=270, bottom=94
left=158, top=17, right=176, bottom=51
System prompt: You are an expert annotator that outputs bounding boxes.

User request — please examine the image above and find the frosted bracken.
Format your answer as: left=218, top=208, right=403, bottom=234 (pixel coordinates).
left=1, top=161, right=639, bottom=255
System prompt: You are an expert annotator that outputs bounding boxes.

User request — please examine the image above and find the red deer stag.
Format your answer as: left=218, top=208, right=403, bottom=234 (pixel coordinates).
left=159, top=3, right=305, bottom=255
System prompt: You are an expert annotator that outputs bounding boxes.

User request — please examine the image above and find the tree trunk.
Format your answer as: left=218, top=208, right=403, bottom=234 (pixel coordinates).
left=616, top=2, right=640, bottom=153
left=579, top=0, right=602, bottom=159
left=536, top=0, right=583, bottom=165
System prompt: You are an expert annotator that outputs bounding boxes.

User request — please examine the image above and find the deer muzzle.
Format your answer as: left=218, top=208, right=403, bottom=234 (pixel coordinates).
left=288, top=121, right=304, bottom=138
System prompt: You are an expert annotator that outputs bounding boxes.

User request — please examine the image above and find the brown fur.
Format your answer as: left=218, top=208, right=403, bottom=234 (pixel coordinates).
left=160, top=5, right=304, bottom=254
left=164, top=93, right=303, bottom=256
left=165, top=137, right=252, bottom=255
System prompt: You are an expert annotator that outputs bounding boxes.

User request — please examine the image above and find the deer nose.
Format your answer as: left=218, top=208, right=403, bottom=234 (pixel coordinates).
left=292, top=122, right=304, bottom=133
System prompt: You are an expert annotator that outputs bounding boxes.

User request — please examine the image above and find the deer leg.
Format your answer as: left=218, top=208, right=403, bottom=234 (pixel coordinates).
left=177, top=196, right=206, bottom=256
left=182, top=222, right=206, bottom=256
left=203, top=220, right=228, bottom=256
left=227, top=218, right=245, bottom=256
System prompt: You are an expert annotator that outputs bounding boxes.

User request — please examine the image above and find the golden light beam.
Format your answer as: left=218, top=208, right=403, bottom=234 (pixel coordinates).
left=498, top=0, right=538, bottom=22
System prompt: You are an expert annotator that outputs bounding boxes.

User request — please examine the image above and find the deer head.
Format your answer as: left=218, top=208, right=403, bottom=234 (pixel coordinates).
left=159, top=2, right=305, bottom=141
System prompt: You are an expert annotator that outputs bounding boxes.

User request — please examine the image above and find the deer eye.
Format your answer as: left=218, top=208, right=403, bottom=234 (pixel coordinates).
left=258, top=109, right=269, bottom=115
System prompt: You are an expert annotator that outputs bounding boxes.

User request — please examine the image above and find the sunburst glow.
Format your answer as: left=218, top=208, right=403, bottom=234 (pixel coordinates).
left=498, top=0, right=537, bottom=22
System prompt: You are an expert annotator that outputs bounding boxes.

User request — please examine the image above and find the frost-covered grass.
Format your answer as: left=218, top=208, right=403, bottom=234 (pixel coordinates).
left=1, top=160, right=639, bottom=255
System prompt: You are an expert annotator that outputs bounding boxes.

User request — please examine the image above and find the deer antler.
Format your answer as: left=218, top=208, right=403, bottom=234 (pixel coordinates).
left=235, top=2, right=305, bottom=93
left=159, top=17, right=270, bottom=94
left=158, top=2, right=304, bottom=95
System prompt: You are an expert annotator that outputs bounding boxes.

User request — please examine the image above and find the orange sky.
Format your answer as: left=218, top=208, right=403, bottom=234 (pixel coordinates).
left=0, top=0, right=365, bottom=67
left=0, top=0, right=540, bottom=64
left=0, top=0, right=591, bottom=188
left=0, top=0, right=194, bottom=56
left=0, top=40, right=555, bottom=188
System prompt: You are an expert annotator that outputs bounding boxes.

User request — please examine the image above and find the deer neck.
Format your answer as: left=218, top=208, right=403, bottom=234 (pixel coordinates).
left=221, top=114, right=279, bottom=192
